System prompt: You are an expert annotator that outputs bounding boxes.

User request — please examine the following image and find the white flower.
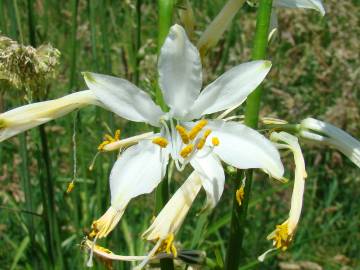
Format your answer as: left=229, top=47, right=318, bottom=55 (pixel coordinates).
left=0, top=90, right=100, bottom=142
left=270, top=0, right=325, bottom=39
left=259, top=131, right=307, bottom=261
left=1, top=24, right=284, bottom=239
left=300, top=117, right=360, bottom=168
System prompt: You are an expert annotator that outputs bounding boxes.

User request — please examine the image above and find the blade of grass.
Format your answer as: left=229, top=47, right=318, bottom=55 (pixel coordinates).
left=10, top=236, right=30, bottom=270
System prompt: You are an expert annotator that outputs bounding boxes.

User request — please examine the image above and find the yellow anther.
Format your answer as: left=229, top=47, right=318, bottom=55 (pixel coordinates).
left=236, top=186, right=244, bottom=206
left=66, top=181, right=75, bottom=193
left=176, top=125, right=189, bottom=144
left=156, top=233, right=178, bottom=258
left=188, top=119, right=208, bottom=140
left=180, top=144, right=194, bottom=158
left=95, top=244, right=112, bottom=254
left=88, top=229, right=98, bottom=239
left=196, top=129, right=212, bottom=150
left=97, top=129, right=121, bottom=151
left=212, top=137, right=220, bottom=146
left=165, top=234, right=174, bottom=254
left=114, top=129, right=121, bottom=140
left=152, top=137, right=169, bottom=148
left=268, top=222, right=292, bottom=251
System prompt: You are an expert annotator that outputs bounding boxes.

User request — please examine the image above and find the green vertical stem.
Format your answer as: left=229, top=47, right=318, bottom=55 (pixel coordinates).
left=225, top=1, right=273, bottom=269
left=134, top=0, right=142, bottom=85
left=27, top=1, right=64, bottom=267
left=155, top=1, right=174, bottom=269
left=68, top=0, right=79, bottom=90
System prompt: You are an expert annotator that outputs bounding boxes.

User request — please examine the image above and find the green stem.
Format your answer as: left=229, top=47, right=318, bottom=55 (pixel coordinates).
left=68, top=0, right=79, bottom=90
left=225, top=1, right=273, bottom=269
left=155, top=1, right=174, bottom=269
left=134, top=0, right=142, bottom=85
left=27, top=2, right=64, bottom=266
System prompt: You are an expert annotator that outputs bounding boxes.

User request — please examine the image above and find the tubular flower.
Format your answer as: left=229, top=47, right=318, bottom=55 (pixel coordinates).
left=0, top=90, right=101, bottom=142
left=0, top=24, right=284, bottom=239
left=299, top=117, right=360, bottom=168
left=269, top=0, right=325, bottom=39
left=259, top=132, right=307, bottom=261
left=135, top=172, right=203, bottom=269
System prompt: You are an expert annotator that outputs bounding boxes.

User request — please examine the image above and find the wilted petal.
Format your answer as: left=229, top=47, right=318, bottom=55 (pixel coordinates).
left=197, top=0, right=245, bottom=57
left=0, top=90, right=99, bottom=142
left=190, top=150, right=225, bottom=209
left=271, top=131, right=307, bottom=233
left=207, top=120, right=284, bottom=179
left=300, top=118, right=360, bottom=168
left=189, top=61, right=272, bottom=119
left=158, top=24, right=202, bottom=119
left=142, top=171, right=202, bottom=241
left=84, top=72, right=164, bottom=127
left=274, top=0, right=325, bottom=16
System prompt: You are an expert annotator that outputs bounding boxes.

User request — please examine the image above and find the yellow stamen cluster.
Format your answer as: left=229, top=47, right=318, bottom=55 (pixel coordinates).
left=156, top=233, right=178, bottom=257
left=98, top=129, right=121, bottom=151
left=235, top=186, right=245, bottom=206
left=188, top=119, right=208, bottom=140
left=176, top=125, right=189, bottom=144
left=66, top=181, right=75, bottom=194
left=152, top=137, right=169, bottom=148
left=180, top=144, right=194, bottom=158
left=212, top=137, right=220, bottom=146
left=269, top=222, right=292, bottom=251
left=197, top=129, right=212, bottom=150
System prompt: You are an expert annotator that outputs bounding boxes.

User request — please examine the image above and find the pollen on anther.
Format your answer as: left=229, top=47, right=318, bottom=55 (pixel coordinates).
left=180, top=144, right=194, bottom=158
left=196, top=129, right=212, bottom=150
left=212, top=137, right=220, bottom=146
left=176, top=125, right=189, bottom=144
left=188, top=119, right=208, bottom=140
left=152, top=137, right=169, bottom=148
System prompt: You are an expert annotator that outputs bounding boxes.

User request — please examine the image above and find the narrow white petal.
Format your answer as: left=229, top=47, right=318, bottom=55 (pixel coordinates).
left=300, top=118, right=360, bottom=168
left=197, top=0, right=246, bottom=56
left=207, top=120, right=284, bottom=179
left=142, top=172, right=202, bottom=240
left=270, top=132, right=307, bottom=234
left=189, top=61, right=271, bottom=119
left=110, top=140, right=169, bottom=210
left=84, top=72, right=164, bottom=126
left=158, top=24, right=202, bottom=119
left=190, top=151, right=225, bottom=209
left=274, top=0, right=325, bottom=16
left=0, top=90, right=99, bottom=142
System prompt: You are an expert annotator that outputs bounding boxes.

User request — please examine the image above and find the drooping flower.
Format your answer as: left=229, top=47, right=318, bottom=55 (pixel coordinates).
left=0, top=24, right=284, bottom=240
left=299, top=117, right=360, bottom=168
left=269, top=0, right=325, bottom=39
left=135, top=171, right=202, bottom=269
left=259, top=131, right=307, bottom=261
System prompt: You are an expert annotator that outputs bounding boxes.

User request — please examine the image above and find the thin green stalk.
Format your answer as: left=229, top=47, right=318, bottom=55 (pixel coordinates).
left=155, top=1, right=175, bottom=269
left=27, top=1, right=64, bottom=267
left=68, top=0, right=79, bottom=90
left=225, top=1, right=273, bottom=269
left=134, top=0, right=142, bottom=85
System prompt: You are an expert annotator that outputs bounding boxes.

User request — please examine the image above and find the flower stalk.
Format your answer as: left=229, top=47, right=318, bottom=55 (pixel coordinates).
left=225, top=0, right=274, bottom=269
left=156, top=1, right=175, bottom=269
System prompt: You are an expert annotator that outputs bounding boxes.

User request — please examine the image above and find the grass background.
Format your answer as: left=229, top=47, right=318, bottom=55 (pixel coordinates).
left=0, top=0, right=359, bottom=269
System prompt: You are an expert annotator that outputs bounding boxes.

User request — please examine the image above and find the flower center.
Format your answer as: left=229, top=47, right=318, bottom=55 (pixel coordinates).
left=269, top=222, right=293, bottom=251
left=98, top=129, right=121, bottom=151
left=155, top=233, right=178, bottom=257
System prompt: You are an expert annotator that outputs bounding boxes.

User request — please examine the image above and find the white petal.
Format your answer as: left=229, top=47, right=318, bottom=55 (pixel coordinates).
left=189, top=61, right=272, bottom=119
left=110, top=140, right=169, bottom=210
left=158, top=24, right=202, bottom=119
left=274, top=0, right=325, bottom=16
left=270, top=132, right=307, bottom=234
left=190, top=150, right=225, bottom=209
left=84, top=72, right=164, bottom=127
left=142, top=171, right=202, bottom=240
left=300, top=118, right=360, bottom=168
left=0, top=90, right=99, bottom=142
left=197, top=0, right=245, bottom=56
left=207, top=120, right=284, bottom=179
left=268, top=8, right=278, bottom=41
